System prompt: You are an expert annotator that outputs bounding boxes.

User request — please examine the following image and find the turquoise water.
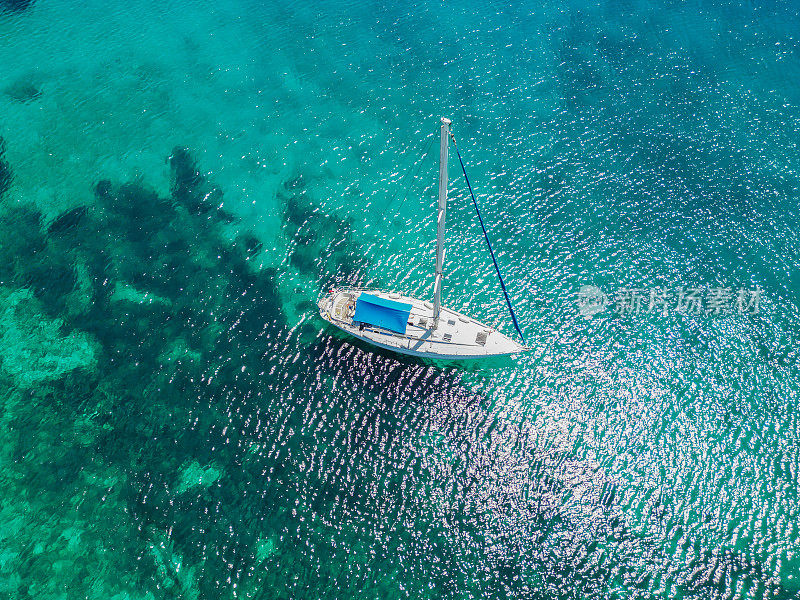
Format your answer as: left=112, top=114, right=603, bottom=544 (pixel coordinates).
left=1, top=0, right=799, bottom=598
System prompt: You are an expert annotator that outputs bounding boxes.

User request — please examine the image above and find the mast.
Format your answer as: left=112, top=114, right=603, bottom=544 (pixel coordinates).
left=433, top=117, right=451, bottom=325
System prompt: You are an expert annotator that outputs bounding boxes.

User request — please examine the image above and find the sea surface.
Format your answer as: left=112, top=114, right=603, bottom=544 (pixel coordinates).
left=1, top=0, right=799, bottom=598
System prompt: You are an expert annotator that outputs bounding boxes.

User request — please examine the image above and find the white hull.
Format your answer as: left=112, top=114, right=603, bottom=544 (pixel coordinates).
left=318, top=288, right=526, bottom=359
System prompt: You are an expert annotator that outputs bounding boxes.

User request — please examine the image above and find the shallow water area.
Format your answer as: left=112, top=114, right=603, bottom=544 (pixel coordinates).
left=1, top=0, right=799, bottom=599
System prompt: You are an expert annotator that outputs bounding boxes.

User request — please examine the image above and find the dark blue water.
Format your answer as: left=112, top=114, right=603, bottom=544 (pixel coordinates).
left=1, top=1, right=799, bottom=598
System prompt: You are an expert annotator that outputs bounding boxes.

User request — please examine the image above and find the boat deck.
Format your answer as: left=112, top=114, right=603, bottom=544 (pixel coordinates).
left=318, top=287, right=525, bottom=359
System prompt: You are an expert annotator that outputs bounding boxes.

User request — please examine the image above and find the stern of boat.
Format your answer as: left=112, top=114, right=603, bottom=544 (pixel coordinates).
left=318, top=288, right=359, bottom=326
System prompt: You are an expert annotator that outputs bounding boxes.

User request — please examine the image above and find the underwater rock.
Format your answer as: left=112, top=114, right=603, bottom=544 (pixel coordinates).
left=283, top=174, right=306, bottom=190
left=237, top=233, right=263, bottom=259
left=168, top=147, right=201, bottom=197
left=0, top=145, right=304, bottom=599
left=146, top=529, right=201, bottom=600
left=0, top=137, right=11, bottom=197
left=100, top=181, right=172, bottom=227
left=0, top=206, right=44, bottom=277
left=0, top=409, right=142, bottom=600
left=3, top=78, right=41, bottom=103
left=18, top=248, right=77, bottom=314
left=282, top=190, right=368, bottom=287
left=168, top=146, right=224, bottom=216
left=216, top=206, right=237, bottom=223
left=94, top=178, right=112, bottom=199
left=62, top=157, right=286, bottom=399
left=0, top=0, right=34, bottom=13
left=0, top=287, right=97, bottom=388
left=0, top=145, right=303, bottom=597
left=0, top=205, right=77, bottom=317
left=0, top=205, right=78, bottom=316
left=47, top=205, right=87, bottom=236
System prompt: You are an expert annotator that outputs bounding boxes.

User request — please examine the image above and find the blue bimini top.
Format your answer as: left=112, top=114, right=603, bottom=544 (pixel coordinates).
left=353, top=293, right=412, bottom=335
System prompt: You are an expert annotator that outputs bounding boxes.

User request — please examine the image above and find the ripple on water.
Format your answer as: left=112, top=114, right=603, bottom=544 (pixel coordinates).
left=0, top=0, right=799, bottom=598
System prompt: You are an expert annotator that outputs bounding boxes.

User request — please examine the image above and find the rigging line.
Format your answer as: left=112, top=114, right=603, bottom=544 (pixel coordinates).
left=376, top=134, right=435, bottom=224
left=450, top=133, right=527, bottom=346
left=380, top=134, right=435, bottom=220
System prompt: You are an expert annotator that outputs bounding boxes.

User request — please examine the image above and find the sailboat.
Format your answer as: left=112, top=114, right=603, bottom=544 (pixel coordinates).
left=317, top=117, right=528, bottom=360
